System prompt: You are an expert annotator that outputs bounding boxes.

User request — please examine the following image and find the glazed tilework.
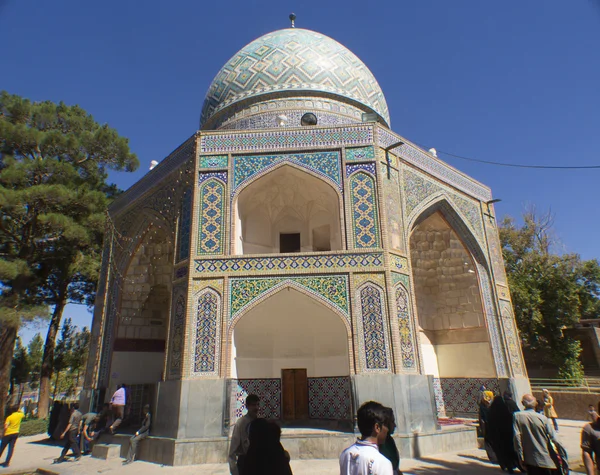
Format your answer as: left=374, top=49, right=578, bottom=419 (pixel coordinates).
left=500, top=300, right=524, bottom=375
left=346, top=163, right=376, bottom=177
left=382, top=166, right=405, bottom=251
left=176, top=188, right=192, bottom=262
left=193, top=289, right=221, bottom=374
left=434, top=378, right=500, bottom=415
left=432, top=378, right=446, bottom=417
left=353, top=273, right=385, bottom=289
left=199, top=171, right=228, bottom=184
left=486, top=219, right=508, bottom=284
left=194, top=251, right=384, bottom=274
left=395, top=284, right=417, bottom=371
left=200, top=29, right=389, bottom=126
left=391, top=272, right=410, bottom=287
left=378, top=127, right=492, bottom=202
left=174, top=266, right=188, bottom=280
left=199, top=155, right=228, bottom=169
left=220, top=109, right=357, bottom=131
left=198, top=179, right=225, bottom=254
left=358, top=284, right=390, bottom=371
left=308, top=377, right=352, bottom=420
left=233, top=379, right=281, bottom=421
left=390, top=254, right=408, bottom=273
left=169, top=291, right=186, bottom=377
left=199, top=126, right=373, bottom=153
left=346, top=146, right=375, bottom=162
left=233, top=151, right=342, bottom=191
left=496, top=284, right=510, bottom=301
left=350, top=173, right=380, bottom=248
left=229, top=275, right=349, bottom=320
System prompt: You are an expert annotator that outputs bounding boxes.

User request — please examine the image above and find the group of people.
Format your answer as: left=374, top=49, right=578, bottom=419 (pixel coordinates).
left=229, top=395, right=402, bottom=475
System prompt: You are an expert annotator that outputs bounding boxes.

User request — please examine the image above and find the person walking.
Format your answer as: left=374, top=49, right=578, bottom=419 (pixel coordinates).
left=55, top=403, right=83, bottom=463
left=109, top=384, right=126, bottom=433
left=340, top=401, right=393, bottom=475
left=0, top=405, right=25, bottom=468
left=488, top=395, right=519, bottom=473
left=242, top=418, right=292, bottom=475
left=582, top=402, right=600, bottom=475
left=587, top=404, right=599, bottom=423
left=80, top=412, right=100, bottom=455
left=513, top=394, right=565, bottom=474
left=123, top=404, right=151, bottom=465
left=379, top=407, right=401, bottom=475
left=229, top=394, right=260, bottom=475
left=542, top=389, right=559, bottom=432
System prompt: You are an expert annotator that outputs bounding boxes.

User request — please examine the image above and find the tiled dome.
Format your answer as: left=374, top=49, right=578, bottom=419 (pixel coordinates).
left=200, top=28, right=390, bottom=128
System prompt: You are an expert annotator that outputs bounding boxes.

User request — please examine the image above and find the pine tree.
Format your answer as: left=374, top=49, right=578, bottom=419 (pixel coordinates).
left=0, top=91, right=138, bottom=416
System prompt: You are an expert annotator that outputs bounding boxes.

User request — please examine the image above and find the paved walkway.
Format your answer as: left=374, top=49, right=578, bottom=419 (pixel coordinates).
left=0, top=419, right=588, bottom=474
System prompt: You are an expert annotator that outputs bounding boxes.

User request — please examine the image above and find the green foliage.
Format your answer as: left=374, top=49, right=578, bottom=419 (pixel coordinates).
left=500, top=208, right=600, bottom=378
left=27, top=333, right=43, bottom=388
left=10, top=337, right=30, bottom=386
left=19, top=417, right=48, bottom=437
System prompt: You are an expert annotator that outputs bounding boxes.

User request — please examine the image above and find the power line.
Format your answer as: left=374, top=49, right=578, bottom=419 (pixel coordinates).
left=414, top=144, right=600, bottom=169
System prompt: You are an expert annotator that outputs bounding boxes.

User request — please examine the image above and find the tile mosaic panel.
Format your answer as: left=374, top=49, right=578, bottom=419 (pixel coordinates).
left=432, top=377, right=446, bottom=417
left=233, top=379, right=281, bottom=421
left=486, top=218, right=508, bottom=284
left=346, top=146, right=375, bottom=162
left=391, top=272, right=410, bottom=288
left=436, top=378, right=500, bottom=415
left=194, top=251, right=384, bottom=274
left=169, top=292, right=186, bottom=377
left=193, top=279, right=224, bottom=294
left=500, top=300, right=525, bottom=376
left=198, top=171, right=228, bottom=184
left=497, top=284, right=510, bottom=301
left=353, top=273, right=385, bottom=289
left=193, top=289, right=221, bottom=374
left=176, top=188, right=192, bottom=262
left=233, top=151, right=341, bottom=191
left=308, top=377, right=352, bottom=420
left=382, top=166, right=405, bottom=252
left=358, top=284, right=390, bottom=371
left=390, top=254, right=408, bottom=273
left=198, top=179, right=225, bottom=254
left=350, top=172, right=380, bottom=249
left=200, top=126, right=373, bottom=153
left=395, top=284, right=417, bottom=371
left=199, top=154, right=228, bottom=169
left=346, top=163, right=376, bottom=177
left=378, top=127, right=492, bottom=202
left=229, top=275, right=349, bottom=320
left=200, top=29, right=389, bottom=125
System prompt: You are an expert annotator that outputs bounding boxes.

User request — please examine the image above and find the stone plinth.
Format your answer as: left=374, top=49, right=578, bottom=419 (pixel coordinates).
left=92, top=443, right=122, bottom=460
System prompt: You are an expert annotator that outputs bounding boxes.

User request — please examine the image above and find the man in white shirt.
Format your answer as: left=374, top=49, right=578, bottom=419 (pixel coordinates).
left=228, top=394, right=260, bottom=475
left=109, top=384, right=126, bottom=433
left=340, top=401, right=394, bottom=475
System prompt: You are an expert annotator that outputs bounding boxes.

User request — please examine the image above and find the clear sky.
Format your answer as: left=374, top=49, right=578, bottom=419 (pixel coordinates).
left=2, top=1, right=599, bottom=341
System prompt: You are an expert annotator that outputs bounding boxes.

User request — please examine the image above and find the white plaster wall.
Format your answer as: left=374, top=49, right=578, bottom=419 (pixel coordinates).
left=435, top=343, right=496, bottom=378
left=108, top=351, right=164, bottom=387
left=233, top=288, right=349, bottom=378
left=420, top=332, right=440, bottom=377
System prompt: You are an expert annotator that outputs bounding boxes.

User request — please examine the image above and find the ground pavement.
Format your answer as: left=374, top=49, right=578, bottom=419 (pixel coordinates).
left=0, top=419, right=588, bottom=475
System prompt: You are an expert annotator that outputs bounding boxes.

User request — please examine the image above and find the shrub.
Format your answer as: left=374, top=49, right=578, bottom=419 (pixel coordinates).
left=19, top=418, right=48, bottom=437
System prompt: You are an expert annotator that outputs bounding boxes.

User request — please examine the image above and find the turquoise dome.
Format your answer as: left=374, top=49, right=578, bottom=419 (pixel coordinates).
left=200, top=28, right=390, bottom=128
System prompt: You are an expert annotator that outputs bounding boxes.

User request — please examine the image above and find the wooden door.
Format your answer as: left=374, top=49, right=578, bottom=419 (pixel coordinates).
left=281, top=368, right=308, bottom=420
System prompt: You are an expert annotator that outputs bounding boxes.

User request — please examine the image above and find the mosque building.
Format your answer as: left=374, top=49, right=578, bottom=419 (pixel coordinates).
left=82, top=17, right=529, bottom=465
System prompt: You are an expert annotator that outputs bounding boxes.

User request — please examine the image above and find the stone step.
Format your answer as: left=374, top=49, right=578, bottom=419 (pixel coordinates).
left=92, top=443, right=122, bottom=460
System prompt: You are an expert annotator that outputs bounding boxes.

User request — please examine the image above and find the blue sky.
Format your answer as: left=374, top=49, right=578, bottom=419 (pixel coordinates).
left=2, top=1, right=599, bottom=341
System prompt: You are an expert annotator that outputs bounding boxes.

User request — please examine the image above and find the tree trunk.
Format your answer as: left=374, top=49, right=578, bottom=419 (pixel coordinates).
left=0, top=323, right=18, bottom=417
left=52, top=371, right=60, bottom=400
left=38, top=297, right=67, bottom=419
left=17, top=383, right=24, bottom=406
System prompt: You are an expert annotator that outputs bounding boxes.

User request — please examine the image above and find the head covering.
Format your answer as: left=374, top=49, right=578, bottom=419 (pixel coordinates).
left=483, top=391, right=494, bottom=403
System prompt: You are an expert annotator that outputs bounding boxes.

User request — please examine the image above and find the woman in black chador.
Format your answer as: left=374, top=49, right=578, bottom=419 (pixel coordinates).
left=487, top=395, right=519, bottom=473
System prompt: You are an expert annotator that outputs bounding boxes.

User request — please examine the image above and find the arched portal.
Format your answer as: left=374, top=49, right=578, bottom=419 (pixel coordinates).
left=230, top=287, right=352, bottom=425
left=233, top=165, right=343, bottom=254
left=410, top=211, right=496, bottom=378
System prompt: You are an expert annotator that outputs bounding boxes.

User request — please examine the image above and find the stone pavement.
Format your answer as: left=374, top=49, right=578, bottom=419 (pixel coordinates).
left=0, top=419, right=588, bottom=474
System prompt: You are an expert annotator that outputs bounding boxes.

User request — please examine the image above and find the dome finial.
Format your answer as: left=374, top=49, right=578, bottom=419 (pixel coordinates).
left=289, top=13, right=296, bottom=28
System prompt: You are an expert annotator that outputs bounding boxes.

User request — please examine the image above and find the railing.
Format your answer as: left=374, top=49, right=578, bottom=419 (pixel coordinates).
left=529, top=378, right=600, bottom=393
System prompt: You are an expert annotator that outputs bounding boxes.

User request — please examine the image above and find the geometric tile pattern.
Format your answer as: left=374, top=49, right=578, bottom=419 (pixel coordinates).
left=198, top=179, right=225, bottom=254
left=199, top=154, right=228, bottom=169
left=395, top=284, right=417, bottom=371
left=351, top=172, right=380, bottom=248
left=200, top=125, right=373, bottom=153
left=432, top=377, right=446, bottom=417
left=358, top=284, right=390, bottom=371
left=229, top=275, right=349, bottom=321
left=198, top=171, right=228, bottom=185
left=390, top=254, right=408, bottom=273
left=435, top=378, right=500, bottom=415
left=499, top=300, right=524, bottom=376
left=169, top=292, right=186, bottom=377
left=233, top=151, right=342, bottom=191
left=200, top=29, right=389, bottom=127
left=382, top=165, right=405, bottom=251
left=346, top=146, right=375, bottom=162
left=194, top=251, right=383, bottom=274
left=378, top=127, right=492, bottom=202
left=391, top=272, right=410, bottom=288
left=177, top=188, right=192, bottom=262
left=193, top=289, right=221, bottom=374
left=486, top=218, right=508, bottom=284
left=233, top=379, right=281, bottom=421
left=308, top=377, right=352, bottom=420
left=346, top=163, right=376, bottom=177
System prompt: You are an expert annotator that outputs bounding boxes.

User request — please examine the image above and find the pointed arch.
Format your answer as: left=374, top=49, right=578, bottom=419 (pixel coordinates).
left=191, top=287, right=222, bottom=376
left=394, top=282, right=418, bottom=372
left=198, top=178, right=226, bottom=254
left=349, top=171, right=380, bottom=249
left=356, top=281, right=391, bottom=372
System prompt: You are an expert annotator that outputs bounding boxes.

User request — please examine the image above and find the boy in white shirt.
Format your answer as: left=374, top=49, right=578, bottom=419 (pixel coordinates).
left=340, top=401, right=394, bottom=475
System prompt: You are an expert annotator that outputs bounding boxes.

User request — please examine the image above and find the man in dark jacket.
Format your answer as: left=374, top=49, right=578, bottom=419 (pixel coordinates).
left=123, top=405, right=151, bottom=465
